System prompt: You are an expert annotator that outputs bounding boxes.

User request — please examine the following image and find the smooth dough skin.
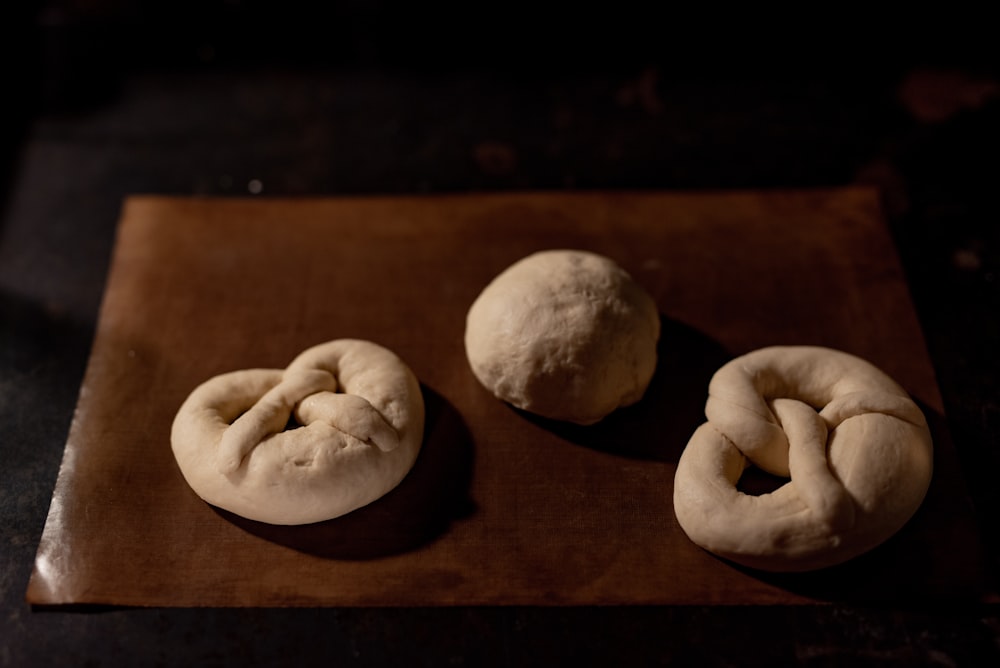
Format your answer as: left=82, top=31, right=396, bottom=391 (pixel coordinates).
left=171, top=339, right=424, bottom=525
left=673, top=346, right=933, bottom=572
left=464, top=249, right=660, bottom=425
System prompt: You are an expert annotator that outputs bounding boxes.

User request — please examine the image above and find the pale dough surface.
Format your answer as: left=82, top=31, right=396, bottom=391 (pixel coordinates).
left=171, top=339, right=424, bottom=525
left=464, top=249, right=660, bottom=424
left=673, top=346, right=933, bottom=572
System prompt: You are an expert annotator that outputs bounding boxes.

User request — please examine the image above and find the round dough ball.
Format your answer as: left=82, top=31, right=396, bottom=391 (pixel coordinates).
left=464, top=249, right=660, bottom=424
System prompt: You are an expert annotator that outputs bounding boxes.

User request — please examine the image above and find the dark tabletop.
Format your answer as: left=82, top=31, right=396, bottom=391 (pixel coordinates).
left=2, top=2, right=999, bottom=665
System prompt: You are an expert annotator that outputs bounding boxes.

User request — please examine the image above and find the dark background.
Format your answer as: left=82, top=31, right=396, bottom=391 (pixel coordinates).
left=2, top=1, right=999, bottom=665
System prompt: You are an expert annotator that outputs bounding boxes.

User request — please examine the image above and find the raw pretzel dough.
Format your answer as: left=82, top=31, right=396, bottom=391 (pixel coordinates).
left=171, top=339, right=424, bottom=525
left=464, top=249, right=660, bottom=424
left=673, top=346, right=933, bottom=572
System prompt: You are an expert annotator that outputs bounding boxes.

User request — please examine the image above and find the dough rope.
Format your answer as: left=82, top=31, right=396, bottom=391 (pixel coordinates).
left=171, top=339, right=424, bottom=525
left=673, top=346, right=933, bottom=572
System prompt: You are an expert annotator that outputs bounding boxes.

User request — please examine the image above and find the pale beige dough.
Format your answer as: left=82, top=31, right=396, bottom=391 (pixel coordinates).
left=673, top=346, right=933, bottom=572
left=464, top=249, right=660, bottom=425
left=171, top=339, right=424, bottom=525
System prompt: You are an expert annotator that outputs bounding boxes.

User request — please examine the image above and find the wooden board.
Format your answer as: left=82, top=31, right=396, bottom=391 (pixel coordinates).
left=26, top=189, right=991, bottom=606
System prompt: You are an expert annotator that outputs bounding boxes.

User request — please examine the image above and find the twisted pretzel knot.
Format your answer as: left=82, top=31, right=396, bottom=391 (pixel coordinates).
left=171, top=339, right=424, bottom=525
left=673, top=346, right=933, bottom=572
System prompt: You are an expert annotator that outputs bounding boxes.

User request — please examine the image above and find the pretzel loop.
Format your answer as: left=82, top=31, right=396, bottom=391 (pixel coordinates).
left=171, top=339, right=424, bottom=525
left=673, top=346, right=933, bottom=572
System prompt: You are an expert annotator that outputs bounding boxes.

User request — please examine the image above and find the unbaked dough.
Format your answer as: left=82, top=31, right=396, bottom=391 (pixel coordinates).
left=673, top=345, right=933, bottom=572
left=464, top=249, right=660, bottom=424
left=171, top=339, right=424, bottom=525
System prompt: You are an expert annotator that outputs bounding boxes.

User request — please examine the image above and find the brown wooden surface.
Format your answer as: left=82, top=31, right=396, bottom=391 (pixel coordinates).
left=26, top=189, right=990, bottom=606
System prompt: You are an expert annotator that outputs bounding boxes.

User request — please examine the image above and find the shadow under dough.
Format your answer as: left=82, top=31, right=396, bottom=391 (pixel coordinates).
left=522, top=315, right=731, bottom=461
left=216, top=386, right=476, bottom=559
